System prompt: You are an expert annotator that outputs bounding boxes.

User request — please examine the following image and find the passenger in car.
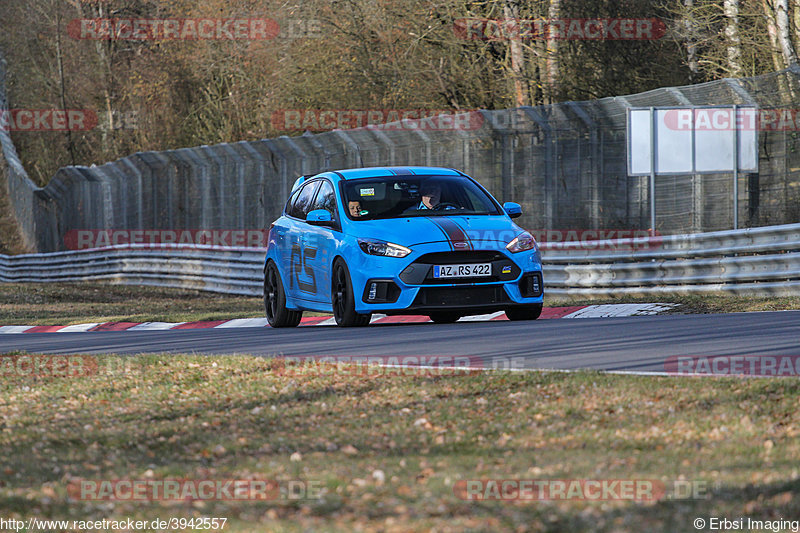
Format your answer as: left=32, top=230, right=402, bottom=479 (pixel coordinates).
left=348, top=200, right=363, bottom=217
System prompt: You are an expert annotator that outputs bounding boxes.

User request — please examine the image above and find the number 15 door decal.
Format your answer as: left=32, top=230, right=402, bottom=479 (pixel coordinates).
left=290, top=244, right=317, bottom=294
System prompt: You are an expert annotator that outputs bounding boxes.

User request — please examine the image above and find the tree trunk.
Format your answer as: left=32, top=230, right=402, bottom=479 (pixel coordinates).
left=55, top=12, right=76, bottom=166
left=504, top=1, right=528, bottom=107
left=546, top=0, right=560, bottom=103
left=793, top=0, right=800, bottom=52
left=724, top=0, right=741, bottom=76
left=763, top=0, right=786, bottom=71
left=763, top=0, right=794, bottom=100
left=82, top=1, right=115, bottom=154
left=775, top=0, right=798, bottom=66
left=684, top=0, right=699, bottom=80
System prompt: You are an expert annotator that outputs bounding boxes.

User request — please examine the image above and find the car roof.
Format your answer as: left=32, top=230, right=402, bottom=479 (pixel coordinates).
left=331, top=167, right=462, bottom=179
left=292, top=167, right=463, bottom=191
left=291, top=167, right=464, bottom=192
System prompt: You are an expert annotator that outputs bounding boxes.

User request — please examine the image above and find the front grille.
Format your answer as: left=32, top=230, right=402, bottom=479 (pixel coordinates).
left=415, top=251, right=506, bottom=263
left=400, top=251, right=519, bottom=285
left=412, top=285, right=511, bottom=308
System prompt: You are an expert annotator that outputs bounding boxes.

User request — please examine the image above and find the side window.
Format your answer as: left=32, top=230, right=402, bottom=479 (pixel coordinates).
left=288, top=181, right=320, bottom=220
left=310, top=180, right=338, bottom=219
left=285, top=188, right=300, bottom=215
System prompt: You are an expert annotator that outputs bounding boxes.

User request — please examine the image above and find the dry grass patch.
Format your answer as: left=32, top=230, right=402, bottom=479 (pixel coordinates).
left=0, top=354, right=798, bottom=532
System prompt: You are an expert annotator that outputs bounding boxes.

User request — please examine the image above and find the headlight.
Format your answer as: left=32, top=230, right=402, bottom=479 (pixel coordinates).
left=506, top=231, right=537, bottom=253
left=358, top=238, right=411, bottom=258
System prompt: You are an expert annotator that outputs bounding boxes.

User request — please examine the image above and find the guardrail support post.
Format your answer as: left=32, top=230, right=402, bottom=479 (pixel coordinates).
left=649, top=107, right=656, bottom=236
left=733, top=104, right=739, bottom=230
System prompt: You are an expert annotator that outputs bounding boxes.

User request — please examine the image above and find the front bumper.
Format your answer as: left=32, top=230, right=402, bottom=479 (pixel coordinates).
left=349, top=242, right=544, bottom=315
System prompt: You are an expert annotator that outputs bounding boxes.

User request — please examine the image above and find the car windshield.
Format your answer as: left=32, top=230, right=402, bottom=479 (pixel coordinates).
left=341, top=175, right=501, bottom=220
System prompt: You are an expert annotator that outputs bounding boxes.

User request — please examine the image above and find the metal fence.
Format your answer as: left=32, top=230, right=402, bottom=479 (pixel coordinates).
left=2, top=55, right=800, bottom=253
left=2, top=224, right=799, bottom=298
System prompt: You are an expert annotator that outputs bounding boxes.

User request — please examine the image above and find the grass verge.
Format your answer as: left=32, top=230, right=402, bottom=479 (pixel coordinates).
left=1, top=283, right=799, bottom=326
left=0, top=283, right=267, bottom=325
left=0, top=354, right=797, bottom=532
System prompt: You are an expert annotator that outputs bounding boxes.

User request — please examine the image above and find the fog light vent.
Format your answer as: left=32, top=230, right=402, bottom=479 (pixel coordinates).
left=519, top=272, right=544, bottom=298
left=361, top=279, right=401, bottom=304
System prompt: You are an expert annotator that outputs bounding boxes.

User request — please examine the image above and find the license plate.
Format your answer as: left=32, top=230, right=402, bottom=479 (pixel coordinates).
left=433, top=263, right=492, bottom=278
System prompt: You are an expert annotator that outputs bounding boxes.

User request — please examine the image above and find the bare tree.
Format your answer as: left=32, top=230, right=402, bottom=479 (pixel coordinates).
left=763, top=0, right=785, bottom=71
left=545, top=0, right=559, bottom=103
left=793, top=1, right=800, bottom=55
left=684, top=0, right=699, bottom=80
left=775, top=0, right=798, bottom=66
left=504, top=0, right=528, bottom=107
left=724, top=0, right=742, bottom=76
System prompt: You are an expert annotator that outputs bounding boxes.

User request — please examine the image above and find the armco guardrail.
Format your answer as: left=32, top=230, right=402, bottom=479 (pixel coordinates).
left=542, top=223, right=800, bottom=296
left=1, top=224, right=799, bottom=298
left=0, top=245, right=266, bottom=296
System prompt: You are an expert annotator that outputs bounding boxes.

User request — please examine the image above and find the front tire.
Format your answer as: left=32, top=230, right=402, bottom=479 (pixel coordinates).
left=265, top=262, right=302, bottom=328
left=505, top=303, right=543, bottom=321
left=332, top=260, right=371, bottom=327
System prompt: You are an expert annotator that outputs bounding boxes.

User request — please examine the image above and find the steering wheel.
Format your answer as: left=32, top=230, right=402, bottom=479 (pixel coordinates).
left=433, top=202, right=460, bottom=211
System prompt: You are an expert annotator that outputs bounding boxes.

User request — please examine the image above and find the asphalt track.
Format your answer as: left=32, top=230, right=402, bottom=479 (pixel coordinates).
left=2, top=311, right=799, bottom=374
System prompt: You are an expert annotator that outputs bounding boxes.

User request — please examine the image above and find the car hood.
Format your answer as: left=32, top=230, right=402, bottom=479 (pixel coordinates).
left=350, top=215, right=524, bottom=248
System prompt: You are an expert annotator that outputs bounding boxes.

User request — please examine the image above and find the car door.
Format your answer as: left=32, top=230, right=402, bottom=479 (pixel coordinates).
left=270, top=187, right=301, bottom=280
left=284, top=180, right=320, bottom=301
left=300, top=179, right=340, bottom=305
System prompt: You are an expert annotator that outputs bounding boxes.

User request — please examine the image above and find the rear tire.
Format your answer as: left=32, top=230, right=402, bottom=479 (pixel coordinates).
left=505, top=303, right=543, bottom=321
left=332, top=260, right=371, bottom=327
left=265, top=262, right=302, bottom=328
left=429, top=312, right=461, bottom=324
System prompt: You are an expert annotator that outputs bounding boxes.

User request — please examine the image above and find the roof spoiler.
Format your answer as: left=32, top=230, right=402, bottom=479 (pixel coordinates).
left=290, top=174, right=317, bottom=193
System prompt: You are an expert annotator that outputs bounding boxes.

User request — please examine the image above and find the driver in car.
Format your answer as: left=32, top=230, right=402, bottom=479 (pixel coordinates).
left=412, top=182, right=457, bottom=211
left=402, top=182, right=459, bottom=213
left=418, top=183, right=442, bottom=209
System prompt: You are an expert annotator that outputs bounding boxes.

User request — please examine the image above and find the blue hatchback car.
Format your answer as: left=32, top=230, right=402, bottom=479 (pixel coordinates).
left=264, top=167, right=544, bottom=327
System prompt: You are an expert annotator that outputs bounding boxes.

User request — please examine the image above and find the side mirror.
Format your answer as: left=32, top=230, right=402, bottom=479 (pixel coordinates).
left=503, top=202, right=522, bottom=219
left=306, top=209, right=334, bottom=226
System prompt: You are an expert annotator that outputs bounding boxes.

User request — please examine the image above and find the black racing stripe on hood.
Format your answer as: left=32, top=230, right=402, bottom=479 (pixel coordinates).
left=426, top=218, right=454, bottom=250
left=429, top=217, right=472, bottom=250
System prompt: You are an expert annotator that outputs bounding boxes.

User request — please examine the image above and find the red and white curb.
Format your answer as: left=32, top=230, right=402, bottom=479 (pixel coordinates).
left=0, top=303, right=676, bottom=334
